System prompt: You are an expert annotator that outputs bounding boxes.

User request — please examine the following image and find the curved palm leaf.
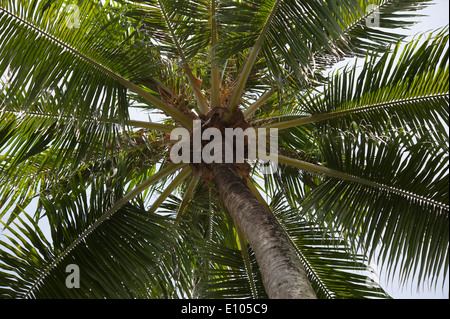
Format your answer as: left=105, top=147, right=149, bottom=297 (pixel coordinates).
left=301, top=122, right=448, bottom=286
left=263, top=28, right=449, bottom=131
left=261, top=28, right=449, bottom=292
left=0, top=0, right=448, bottom=299
left=0, top=0, right=191, bottom=126
left=167, top=182, right=391, bottom=299
left=0, top=156, right=186, bottom=298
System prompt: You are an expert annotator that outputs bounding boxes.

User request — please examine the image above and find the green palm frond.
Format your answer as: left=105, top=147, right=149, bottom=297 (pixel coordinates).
left=0, top=0, right=191, bottom=126
left=0, top=90, right=121, bottom=174
left=0, top=101, right=170, bottom=226
left=0, top=156, right=186, bottom=298
left=0, top=0, right=174, bottom=180
left=264, top=28, right=449, bottom=131
left=269, top=194, right=390, bottom=299
left=2, top=0, right=130, bottom=117
left=301, top=122, right=448, bottom=286
left=343, top=0, right=434, bottom=56
left=0, top=202, right=180, bottom=298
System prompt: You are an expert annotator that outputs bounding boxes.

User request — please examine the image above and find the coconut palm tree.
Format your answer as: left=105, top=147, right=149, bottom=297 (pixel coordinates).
left=0, top=0, right=448, bottom=299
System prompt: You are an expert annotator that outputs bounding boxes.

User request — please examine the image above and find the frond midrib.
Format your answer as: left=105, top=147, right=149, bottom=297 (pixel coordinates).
left=276, top=155, right=449, bottom=212
left=263, top=92, right=449, bottom=129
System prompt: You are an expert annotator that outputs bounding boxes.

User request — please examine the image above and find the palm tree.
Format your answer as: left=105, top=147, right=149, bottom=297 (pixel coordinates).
left=0, top=0, right=448, bottom=299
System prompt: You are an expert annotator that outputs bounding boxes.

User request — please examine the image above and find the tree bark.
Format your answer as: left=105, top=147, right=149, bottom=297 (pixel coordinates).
left=212, top=163, right=317, bottom=299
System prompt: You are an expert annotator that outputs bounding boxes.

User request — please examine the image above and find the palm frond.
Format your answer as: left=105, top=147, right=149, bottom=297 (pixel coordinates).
left=165, top=191, right=269, bottom=299
left=0, top=203, right=181, bottom=298
left=0, top=100, right=172, bottom=226
left=0, top=0, right=192, bottom=126
left=246, top=177, right=390, bottom=298
left=270, top=194, right=391, bottom=299
left=226, top=0, right=366, bottom=113
left=264, top=28, right=449, bottom=131
left=0, top=160, right=186, bottom=298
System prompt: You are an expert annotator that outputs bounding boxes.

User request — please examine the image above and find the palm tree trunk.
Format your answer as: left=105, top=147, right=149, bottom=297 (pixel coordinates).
left=212, top=163, right=317, bottom=299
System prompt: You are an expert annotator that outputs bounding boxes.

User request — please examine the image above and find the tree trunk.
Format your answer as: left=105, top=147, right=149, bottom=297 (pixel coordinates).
left=212, top=163, right=317, bottom=299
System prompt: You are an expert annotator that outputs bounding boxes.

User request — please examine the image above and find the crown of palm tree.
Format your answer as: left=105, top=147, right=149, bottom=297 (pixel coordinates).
left=0, top=0, right=448, bottom=299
